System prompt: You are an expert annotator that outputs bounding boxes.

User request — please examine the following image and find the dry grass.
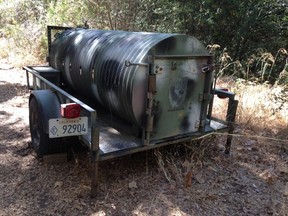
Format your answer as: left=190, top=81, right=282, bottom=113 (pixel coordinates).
left=154, top=135, right=219, bottom=187
left=153, top=76, right=288, bottom=215
left=215, top=77, right=288, bottom=131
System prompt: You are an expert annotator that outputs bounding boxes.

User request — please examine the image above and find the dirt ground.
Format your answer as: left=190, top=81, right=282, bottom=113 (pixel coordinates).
left=0, top=68, right=287, bottom=216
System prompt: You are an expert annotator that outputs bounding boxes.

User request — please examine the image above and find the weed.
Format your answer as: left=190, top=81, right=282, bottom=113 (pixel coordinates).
left=154, top=136, right=218, bottom=187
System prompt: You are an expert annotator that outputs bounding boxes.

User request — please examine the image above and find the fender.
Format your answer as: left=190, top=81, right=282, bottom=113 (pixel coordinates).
left=29, top=90, right=61, bottom=134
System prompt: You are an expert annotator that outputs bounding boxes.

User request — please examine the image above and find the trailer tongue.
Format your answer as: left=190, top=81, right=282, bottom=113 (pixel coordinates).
left=23, top=26, right=238, bottom=197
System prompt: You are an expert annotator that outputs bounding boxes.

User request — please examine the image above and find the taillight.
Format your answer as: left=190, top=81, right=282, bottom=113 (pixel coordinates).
left=217, top=88, right=229, bottom=99
left=61, top=103, right=81, bottom=118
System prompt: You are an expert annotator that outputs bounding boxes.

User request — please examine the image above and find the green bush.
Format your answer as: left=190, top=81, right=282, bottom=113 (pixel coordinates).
left=0, top=0, right=287, bottom=84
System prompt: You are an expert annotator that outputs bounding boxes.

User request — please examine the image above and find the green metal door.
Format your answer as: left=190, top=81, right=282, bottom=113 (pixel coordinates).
left=150, top=57, right=208, bottom=141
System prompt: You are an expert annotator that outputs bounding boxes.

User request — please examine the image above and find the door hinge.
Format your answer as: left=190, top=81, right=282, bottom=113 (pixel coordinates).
left=195, top=120, right=205, bottom=128
left=199, top=93, right=210, bottom=102
left=148, top=74, right=156, bottom=93
left=195, top=120, right=200, bottom=128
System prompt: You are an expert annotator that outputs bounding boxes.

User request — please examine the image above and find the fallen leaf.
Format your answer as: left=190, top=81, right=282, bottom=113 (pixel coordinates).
left=245, top=140, right=257, bottom=146
left=259, top=169, right=277, bottom=184
left=182, top=160, right=191, bottom=169
left=128, top=181, right=137, bottom=189
left=184, top=171, right=192, bottom=188
left=194, top=174, right=204, bottom=184
left=54, top=181, right=63, bottom=188
left=279, top=165, right=288, bottom=174
left=208, top=165, right=219, bottom=173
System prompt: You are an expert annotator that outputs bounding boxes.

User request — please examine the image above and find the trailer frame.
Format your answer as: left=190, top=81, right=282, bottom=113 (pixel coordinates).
left=23, top=64, right=238, bottom=197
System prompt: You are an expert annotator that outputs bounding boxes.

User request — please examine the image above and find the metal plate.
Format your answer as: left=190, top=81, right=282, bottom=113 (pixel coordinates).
left=49, top=117, right=88, bottom=138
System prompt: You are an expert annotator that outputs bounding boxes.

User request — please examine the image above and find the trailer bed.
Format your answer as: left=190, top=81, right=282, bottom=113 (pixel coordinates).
left=82, top=118, right=228, bottom=161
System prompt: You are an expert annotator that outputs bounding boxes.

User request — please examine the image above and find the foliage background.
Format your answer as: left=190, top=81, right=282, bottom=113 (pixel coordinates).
left=0, top=0, right=287, bottom=83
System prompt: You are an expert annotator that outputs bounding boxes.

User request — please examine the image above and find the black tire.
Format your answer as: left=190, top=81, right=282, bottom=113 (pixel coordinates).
left=29, top=97, right=67, bottom=158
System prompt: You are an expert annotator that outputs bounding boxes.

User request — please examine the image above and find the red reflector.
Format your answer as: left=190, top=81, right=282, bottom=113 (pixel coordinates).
left=218, top=88, right=229, bottom=99
left=61, top=103, right=81, bottom=118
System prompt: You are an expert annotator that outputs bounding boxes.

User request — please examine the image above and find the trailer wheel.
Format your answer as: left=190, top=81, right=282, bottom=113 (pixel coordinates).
left=29, top=97, right=65, bottom=158
left=29, top=97, right=52, bottom=158
left=29, top=97, right=80, bottom=159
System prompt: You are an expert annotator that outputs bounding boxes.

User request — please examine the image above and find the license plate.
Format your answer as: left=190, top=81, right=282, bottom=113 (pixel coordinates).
left=48, top=117, right=88, bottom=138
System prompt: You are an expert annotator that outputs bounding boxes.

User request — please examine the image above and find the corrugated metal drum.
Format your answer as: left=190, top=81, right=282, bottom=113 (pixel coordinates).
left=49, top=28, right=211, bottom=140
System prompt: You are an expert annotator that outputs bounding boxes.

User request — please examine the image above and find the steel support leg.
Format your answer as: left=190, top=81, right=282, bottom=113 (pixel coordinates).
left=90, top=111, right=99, bottom=198
left=90, top=150, right=99, bottom=198
left=225, top=99, right=238, bottom=154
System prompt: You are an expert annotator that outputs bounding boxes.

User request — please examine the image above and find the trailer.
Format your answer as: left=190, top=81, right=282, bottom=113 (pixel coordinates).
left=23, top=26, right=238, bottom=197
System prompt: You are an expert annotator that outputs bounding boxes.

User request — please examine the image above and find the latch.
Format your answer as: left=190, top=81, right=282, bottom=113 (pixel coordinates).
left=146, top=114, right=154, bottom=132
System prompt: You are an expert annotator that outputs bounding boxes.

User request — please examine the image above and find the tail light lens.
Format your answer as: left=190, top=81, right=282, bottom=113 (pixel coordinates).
left=61, top=103, right=81, bottom=118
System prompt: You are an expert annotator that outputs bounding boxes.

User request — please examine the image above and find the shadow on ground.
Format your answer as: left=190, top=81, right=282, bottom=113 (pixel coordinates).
left=0, top=75, right=287, bottom=215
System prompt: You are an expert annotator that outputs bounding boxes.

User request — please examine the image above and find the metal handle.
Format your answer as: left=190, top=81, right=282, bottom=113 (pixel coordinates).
left=202, top=65, right=212, bottom=73
left=125, top=60, right=149, bottom=67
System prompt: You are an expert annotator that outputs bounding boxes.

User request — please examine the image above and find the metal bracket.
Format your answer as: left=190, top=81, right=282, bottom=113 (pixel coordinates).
left=47, top=26, right=73, bottom=62
left=195, top=120, right=205, bottom=129
left=148, top=75, right=157, bottom=94
left=195, top=120, right=200, bottom=128
left=199, top=93, right=210, bottom=102
left=171, top=61, right=177, bottom=70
